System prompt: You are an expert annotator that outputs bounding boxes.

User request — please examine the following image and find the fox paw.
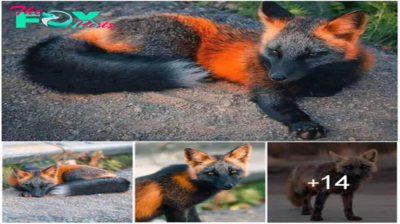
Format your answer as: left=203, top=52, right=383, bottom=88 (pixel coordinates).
left=302, top=208, right=313, bottom=215
left=19, top=192, right=32, bottom=197
left=310, top=215, right=324, bottom=221
left=289, top=121, right=326, bottom=140
left=347, top=216, right=362, bottom=221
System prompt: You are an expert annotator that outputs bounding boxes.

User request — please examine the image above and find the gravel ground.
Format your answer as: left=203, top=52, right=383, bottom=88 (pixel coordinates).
left=2, top=1, right=397, bottom=141
left=3, top=168, right=133, bottom=222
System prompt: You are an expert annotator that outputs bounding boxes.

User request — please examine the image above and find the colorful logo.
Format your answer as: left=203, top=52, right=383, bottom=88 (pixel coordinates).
left=11, top=6, right=112, bottom=28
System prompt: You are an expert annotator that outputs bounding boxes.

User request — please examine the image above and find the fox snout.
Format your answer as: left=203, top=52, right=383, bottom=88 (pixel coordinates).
left=268, top=59, right=306, bottom=82
left=222, top=183, right=235, bottom=190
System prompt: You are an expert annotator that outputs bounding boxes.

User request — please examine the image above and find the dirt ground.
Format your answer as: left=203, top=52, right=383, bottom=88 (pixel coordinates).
left=2, top=169, right=133, bottom=222
left=2, top=1, right=397, bottom=141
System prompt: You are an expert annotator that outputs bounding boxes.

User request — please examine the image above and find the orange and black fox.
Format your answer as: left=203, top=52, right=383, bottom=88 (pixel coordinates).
left=23, top=2, right=374, bottom=139
left=8, top=164, right=130, bottom=197
left=287, top=149, right=378, bottom=221
left=135, top=143, right=251, bottom=222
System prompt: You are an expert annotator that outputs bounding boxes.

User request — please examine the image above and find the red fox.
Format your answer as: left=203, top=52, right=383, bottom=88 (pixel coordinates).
left=287, top=149, right=378, bottom=221
left=8, top=164, right=130, bottom=197
left=23, top=2, right=374, bottom=140
left=135, top=143, right=252, bottom=222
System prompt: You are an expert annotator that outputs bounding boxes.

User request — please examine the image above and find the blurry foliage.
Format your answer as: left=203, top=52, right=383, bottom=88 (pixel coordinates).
left=196, top=1, right=397, bottom=52
left=197, top=181, right=265, bottom=211
left=3, top=151, right=132, bottom=189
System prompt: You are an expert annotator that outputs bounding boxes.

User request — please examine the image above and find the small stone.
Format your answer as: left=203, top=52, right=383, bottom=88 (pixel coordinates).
left=134, top=107, right=142, bottom=113
left=348, top=137, right=356, bottom=141
left=100, top=12, right=113, bottom=17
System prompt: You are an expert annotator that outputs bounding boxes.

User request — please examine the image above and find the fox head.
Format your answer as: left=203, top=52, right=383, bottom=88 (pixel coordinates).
left=12, top=165, right=59, bottom=197
left=258, top=2, right=371, bottom=82
left=184, top=144, right=252, bottom=190
left=329, top=149, right=378, bottom=179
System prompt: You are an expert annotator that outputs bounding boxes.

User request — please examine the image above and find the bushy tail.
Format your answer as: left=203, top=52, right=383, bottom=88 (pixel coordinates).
left=23, top=36, right=208, bottom=94
left=49, top=177, right=130, bottom=196
left=286, top=172, right=302, bottom=207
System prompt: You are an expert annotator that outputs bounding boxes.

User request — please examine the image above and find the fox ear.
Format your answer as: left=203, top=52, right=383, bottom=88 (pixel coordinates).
left=321, top=10, right=368, bottom=41
left=329, top=151, right=347, bottom=163
left=184, top=148, right=215, bottom=168
left=12, top=167, right=30, bottom=179
left=259, top=2, right=294, bottom=21
left=224, top=143, right=252, bottom=164
left=41, top=165, right=58, bottom=178
left=359, top=149, right=378, bottom=163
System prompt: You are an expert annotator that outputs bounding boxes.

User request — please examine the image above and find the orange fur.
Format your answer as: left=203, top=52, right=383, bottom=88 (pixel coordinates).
left=71, top=28, right=138, bottom=53
left=224, top=143, right=252, bottom=176
left=164, top=14, right=257, bottom=85
left=135, top=181, right=163, bottom=220
left=9, top=165, right=115, bottom=186
left=172, top=171, right=197, bottom=192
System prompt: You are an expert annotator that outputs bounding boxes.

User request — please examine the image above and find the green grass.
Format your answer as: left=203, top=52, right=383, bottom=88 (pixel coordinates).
left=196, top=1, right=397, bottom=52
left=197, top=181, right=265, bottom=211
left=2, top=152, right=132, bottom=189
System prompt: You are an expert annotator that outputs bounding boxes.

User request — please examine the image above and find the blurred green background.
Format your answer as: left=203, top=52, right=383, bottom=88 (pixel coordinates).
left=197, top=1, right=397, bottom=52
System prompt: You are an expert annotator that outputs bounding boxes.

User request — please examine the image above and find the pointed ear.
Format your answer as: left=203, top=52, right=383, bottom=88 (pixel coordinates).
left=359, top=149, right=378, bottom=163
left=258, top=2, right=294, bottom=22
left=224, top=143, right=252, bottom=164
left=184, top=148, right=215, bottom=168
left=319, top=10, right=368, bottom=41
left=41, top=165, right=58, bottom=178
left=12, top=167, right=30, bottom=179
left=329, top=151, right=347, bottom=163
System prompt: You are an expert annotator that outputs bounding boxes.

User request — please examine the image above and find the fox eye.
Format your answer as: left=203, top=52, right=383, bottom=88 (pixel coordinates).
left=26, top=184, right=33, bottom=188
left=40, top=183, right=47, bottom=187
left=230, top=170, right=237, bottom=174
left=307, top=52, right=318, bottom=57
left=360, top=165, right=369, bottom=169
left=344, top=165, right=353, bottom=169
left=267, top=48, right=281, bottom=56
left=208, top=172, right=214, bottom=175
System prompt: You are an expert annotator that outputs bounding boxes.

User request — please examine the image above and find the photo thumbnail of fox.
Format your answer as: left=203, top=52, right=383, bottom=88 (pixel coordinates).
left=2, top=142, right=133, bottom=223
left=267, top=142, right=397, bottom=222
left=135, top=142, right=266, bottom=222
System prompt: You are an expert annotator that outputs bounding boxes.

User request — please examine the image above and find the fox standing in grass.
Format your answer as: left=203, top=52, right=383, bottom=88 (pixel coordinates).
left=135, top=144, right=252, bottom=222
left=287, top=149, right=378, bottom=221
left=24, top=2, right=374, bottom=139
left=8, top=164, right=130, bottom=197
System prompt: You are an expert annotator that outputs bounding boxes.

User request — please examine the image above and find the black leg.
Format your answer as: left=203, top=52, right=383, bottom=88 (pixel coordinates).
left=252, top=90, right=326, bottom=140
left=342, top=192, right=362, bottom=221
left=301, top=194, right=313, bottom=215
left=187, top=206, right=201, bottom=222
left=164, top=207, right=188, bottom=222
left=311, top=191, right=330, bottom=221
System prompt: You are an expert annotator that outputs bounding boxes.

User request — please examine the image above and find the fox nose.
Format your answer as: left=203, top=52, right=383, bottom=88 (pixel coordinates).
left=269, top=73, right=287, bottom=81
left=223, top=183, right=234, bottom=190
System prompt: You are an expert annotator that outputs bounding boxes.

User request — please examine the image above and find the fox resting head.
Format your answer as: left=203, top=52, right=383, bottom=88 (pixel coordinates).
left=258, top=2, right=373, bottom=82
left=184, top=144, right=252, bottom=190
left=12, top=165, right=59, bottom=197
left=329, top=149, right=378, bottom=180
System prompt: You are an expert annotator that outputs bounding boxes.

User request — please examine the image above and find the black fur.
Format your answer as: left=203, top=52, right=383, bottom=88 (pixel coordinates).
left=49, top=177, right=130, bottom=196
left=23, top=36, right=208, bottom=94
